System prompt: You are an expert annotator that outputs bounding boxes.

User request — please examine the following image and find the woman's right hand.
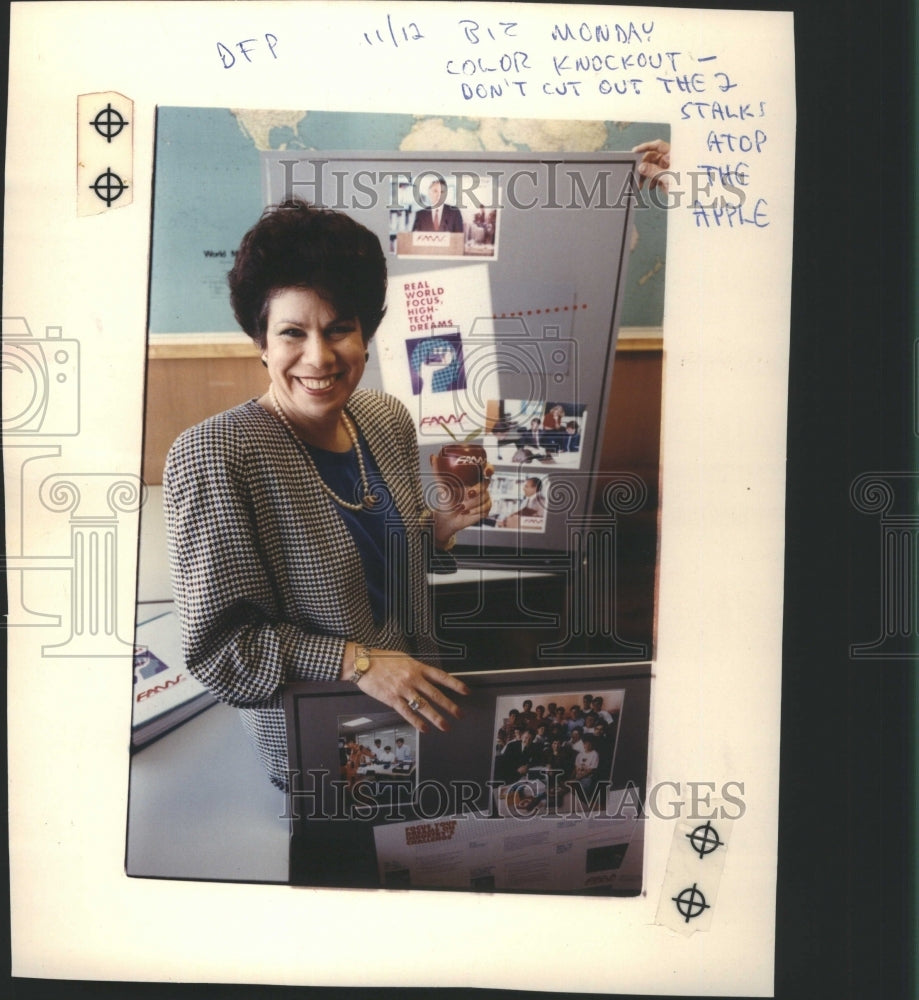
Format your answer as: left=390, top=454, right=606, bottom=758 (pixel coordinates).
left=342, top=642, right=469, bottom=733
left=432, top=468, right=495, bottom=544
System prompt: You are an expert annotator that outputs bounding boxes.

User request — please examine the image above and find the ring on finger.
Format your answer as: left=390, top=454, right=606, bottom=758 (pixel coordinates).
left=406, top=696, right=425, bottom=713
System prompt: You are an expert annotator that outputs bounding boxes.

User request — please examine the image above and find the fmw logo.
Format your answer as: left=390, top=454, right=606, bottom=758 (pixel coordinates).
left=137, top=675, right=185, bottom=702
left=420, top=414, right=468, bottom=429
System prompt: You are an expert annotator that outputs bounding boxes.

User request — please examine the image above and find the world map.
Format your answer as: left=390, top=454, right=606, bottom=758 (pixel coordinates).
left=149, top=108, right=667, bottom=335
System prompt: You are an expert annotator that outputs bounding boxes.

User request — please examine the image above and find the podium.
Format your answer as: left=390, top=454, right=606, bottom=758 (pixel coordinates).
left=396, top=231, right=466, bottom=257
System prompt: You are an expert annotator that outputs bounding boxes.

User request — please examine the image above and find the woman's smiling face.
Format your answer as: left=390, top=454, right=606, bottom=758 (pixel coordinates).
left=262, top=286, right=366, bottom=438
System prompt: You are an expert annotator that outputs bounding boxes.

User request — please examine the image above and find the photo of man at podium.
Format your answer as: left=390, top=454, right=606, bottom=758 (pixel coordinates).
left=412, top=176, right=464, bottom=233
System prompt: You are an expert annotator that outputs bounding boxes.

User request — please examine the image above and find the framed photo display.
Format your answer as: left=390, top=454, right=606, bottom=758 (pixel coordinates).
left=285, top=661, right=651, bottom=895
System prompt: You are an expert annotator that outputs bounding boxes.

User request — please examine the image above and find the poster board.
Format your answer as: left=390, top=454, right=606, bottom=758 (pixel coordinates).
left=260, top=150, right=643, bottom=558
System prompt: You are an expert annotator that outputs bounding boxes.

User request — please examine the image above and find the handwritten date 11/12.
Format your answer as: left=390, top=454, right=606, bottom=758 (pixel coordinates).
left=360, top=15, right=518, bottom=49
left=362, top=14, right=423, bottom=47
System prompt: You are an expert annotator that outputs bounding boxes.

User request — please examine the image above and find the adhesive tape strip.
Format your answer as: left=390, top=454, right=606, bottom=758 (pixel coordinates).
left=78, top=92, right=134, bottom=217
left=655, top=799, right=735, bottom=935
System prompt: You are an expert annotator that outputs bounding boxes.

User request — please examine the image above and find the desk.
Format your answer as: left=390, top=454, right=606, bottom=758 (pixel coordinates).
left=126, top=701, right=289, bottom=883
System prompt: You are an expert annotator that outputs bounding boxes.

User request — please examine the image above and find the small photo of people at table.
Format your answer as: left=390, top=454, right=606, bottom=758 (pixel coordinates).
left=337, top=712, right=418, bottom=806
left=483, top=398, right=587, bottom=470
left=490, top=690, right=624, bottom=815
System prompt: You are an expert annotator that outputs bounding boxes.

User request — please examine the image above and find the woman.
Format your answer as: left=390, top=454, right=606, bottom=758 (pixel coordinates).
left=542, top=404, right=565, bottom=432
left=342, top=737, right=374, bottom=792
left=164, top=200, right=490, bottom=790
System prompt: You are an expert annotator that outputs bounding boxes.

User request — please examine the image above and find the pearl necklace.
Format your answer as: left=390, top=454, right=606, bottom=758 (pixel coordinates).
left=268, top=384, right=376, bottom=511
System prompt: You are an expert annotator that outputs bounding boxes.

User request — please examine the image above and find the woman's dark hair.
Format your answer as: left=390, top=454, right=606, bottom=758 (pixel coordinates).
left=228, top=199, right=387, bottom=347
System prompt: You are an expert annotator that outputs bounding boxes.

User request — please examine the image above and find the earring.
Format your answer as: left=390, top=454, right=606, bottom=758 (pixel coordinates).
left=364, top=351, right=370, bottom=362
left=261, top=355, right=268, bottom=368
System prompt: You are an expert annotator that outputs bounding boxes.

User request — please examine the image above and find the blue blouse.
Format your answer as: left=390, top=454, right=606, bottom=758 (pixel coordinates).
left=304, top=430, right=407, bottom=628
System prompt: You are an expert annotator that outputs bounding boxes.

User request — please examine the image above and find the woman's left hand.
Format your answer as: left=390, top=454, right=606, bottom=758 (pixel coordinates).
left=346, top=644, right=470, bottom=734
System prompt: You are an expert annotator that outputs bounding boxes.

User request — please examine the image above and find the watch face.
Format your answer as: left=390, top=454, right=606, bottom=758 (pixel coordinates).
left=355, top=655, right=370, bottom=672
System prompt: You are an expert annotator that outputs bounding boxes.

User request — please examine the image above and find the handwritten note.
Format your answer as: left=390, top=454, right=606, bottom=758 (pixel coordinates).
left=216, top=33, right=279, bottom=68
left=213, top=14, right=774, bottom=229
left=349, top=12, right=773, bottom=230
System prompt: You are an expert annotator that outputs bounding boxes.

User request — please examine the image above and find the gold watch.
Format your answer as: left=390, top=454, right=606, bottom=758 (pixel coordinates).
left=349, top=644, right=373, bottom=684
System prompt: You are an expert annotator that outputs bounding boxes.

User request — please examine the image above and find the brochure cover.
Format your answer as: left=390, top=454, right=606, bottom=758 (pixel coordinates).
left=132, top=611, right=215, bottom=748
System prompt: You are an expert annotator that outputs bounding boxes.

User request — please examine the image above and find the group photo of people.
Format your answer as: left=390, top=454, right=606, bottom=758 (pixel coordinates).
left=338, top=713, right=418, bottom=803
left=490, top=690, right=623, bottom=814
left=483, top=398, right=587, bottom=469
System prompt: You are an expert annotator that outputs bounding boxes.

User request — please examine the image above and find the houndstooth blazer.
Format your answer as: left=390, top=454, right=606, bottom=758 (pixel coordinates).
left=163, top=390, right=440, bottom=789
